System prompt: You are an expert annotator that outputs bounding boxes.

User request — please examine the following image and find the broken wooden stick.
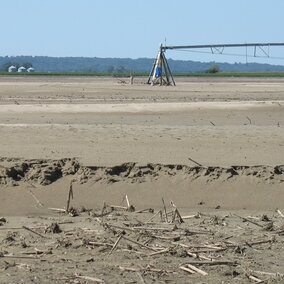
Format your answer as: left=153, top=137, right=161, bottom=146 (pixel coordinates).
left=276, top=209, right=284, bottom=218
left=183, top=260, right=237, bottom=266
left=184, top=229, right=213, bottom=235
left=181, top=214, right=201, bottom=220
left=180, top=264, right=208, bottom=276
left=132, top=226, right=173, bottom=232
left=234, top=214, right=263, bottom=227
left=3, top=254, right=38, bottom=259
left=136, top=208, right=154, bottom=214
left=119, top=265, right=174, bottom=274
left=180, top=265, right=197, bottom=274
left=250, top=270, right=284, bottom=278
left=148, top=248, right=170, bottom=256
left=22, top=226, right=48, bottom=239
left=162, top=198, right=168, bottom=223
left=21, top=249, right=51, bottom=255
left=74, top=274, right=104, bottom=283
left=186, top=251, right=212, bottom=261
left=48, top=207, right=66, bottom=213
left=27, top=188, right=44, bottom=208
left=100, top=201, right=106, bottom=221
left=246, top=239, right=274, bottom=247
left=88, top=241, right=114, bottom=247
left=246, top=274, right=263, bottom=283
left=188, top=157, right=203, bottom=167
left=125, top=195, right=130, bottom=209
left=119, top=266, right=140, bottom=272
left=66, top=181, right=74, bottom=213
left=124, top=195, right=135, bottom=212
left=121, top=235, right=159, bottom=252
left=145, top=210, right=161, bottom=223
left=173, top=208, right=184, bottom=223
left=189, top=247, right=226, bottom=253
left=170, top=201, right=184, bottom=223
left=108, top=234, right=123, bottom=256
left=110, top=205, right=129, bottom=211
left=186, top=264, right=208, bottom=276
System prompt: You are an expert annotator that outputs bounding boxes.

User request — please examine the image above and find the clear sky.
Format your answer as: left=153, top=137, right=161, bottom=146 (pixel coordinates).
left=2, top=0, right=284, bottom=64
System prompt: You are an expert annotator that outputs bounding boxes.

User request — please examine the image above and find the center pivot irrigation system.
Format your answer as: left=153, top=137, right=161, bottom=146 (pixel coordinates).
left=147, top=42, right=284, bottom=86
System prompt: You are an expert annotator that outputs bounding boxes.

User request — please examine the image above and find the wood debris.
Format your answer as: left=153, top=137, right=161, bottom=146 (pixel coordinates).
left=0, top=197, right=283, bottom=283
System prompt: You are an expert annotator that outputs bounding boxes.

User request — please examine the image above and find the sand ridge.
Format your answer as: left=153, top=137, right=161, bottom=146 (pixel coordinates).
left=0, top=158, right=284, bottom=187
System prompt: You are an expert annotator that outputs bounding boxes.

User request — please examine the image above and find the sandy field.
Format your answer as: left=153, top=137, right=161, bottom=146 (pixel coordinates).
left=0, top=76, right=283, bottom=283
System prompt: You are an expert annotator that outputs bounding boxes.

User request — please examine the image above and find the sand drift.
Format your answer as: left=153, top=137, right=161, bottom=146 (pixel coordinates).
left=0, top=77, right=284, bottom=283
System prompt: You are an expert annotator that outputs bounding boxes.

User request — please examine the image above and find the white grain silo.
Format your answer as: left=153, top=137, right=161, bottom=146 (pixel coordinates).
left=18, top=66, right=27, bottom=72
left=8, top=65, right=17, bottom=72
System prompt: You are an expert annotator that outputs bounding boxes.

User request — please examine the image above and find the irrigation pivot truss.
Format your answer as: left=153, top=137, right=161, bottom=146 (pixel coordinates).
left=147, top=42, right=284, bottom=86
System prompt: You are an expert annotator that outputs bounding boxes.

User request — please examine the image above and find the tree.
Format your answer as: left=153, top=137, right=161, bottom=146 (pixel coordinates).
left=2, top=62, right=20, bottom=72
left=22, top=62, right=33, bottom=69
left=205, top=65, right=220, bottom=73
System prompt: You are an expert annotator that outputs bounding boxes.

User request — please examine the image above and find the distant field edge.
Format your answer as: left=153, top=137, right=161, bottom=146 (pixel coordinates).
left=1, top=71, right=284, bottom=77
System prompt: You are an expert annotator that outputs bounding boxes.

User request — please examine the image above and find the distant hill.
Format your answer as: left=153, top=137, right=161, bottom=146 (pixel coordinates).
left=1, top=56, right=284, bottom=73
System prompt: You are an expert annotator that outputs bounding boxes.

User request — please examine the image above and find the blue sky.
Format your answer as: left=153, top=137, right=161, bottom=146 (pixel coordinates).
left=2, top=0, right=284, bottom=64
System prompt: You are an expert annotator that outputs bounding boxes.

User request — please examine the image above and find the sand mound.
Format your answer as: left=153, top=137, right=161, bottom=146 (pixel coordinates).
left=0, top=158, right=283, bottom=186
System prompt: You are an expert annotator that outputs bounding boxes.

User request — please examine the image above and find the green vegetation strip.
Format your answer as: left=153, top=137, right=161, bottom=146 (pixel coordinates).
left=0, top=72, right=146, bottom=77
left=175, top=72, right=284, bottom=77
left=1, top=71, right=284, bottom=77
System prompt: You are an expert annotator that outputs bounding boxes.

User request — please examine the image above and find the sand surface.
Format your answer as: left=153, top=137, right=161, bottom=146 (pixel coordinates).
left=0, top=76, right=283, bottom=283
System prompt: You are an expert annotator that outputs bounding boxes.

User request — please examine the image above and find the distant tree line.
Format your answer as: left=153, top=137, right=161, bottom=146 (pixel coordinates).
left=1, top=56, right=284, bottom=73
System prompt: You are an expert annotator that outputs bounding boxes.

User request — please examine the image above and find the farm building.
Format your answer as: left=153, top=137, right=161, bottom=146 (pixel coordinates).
left=27, top=67, right=35, bottom=72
